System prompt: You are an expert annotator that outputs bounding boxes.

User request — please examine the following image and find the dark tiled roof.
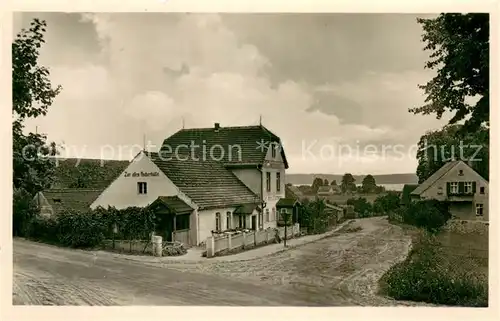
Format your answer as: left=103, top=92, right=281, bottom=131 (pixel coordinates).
left=160, top=125, right=289, bottom=169
left=276, top=198, right=300, bottom=208
left=51, top=158, right=130, bottom=189
left=411, top=161, right=460, bottom=195
left=152, top=196, right=194, bottom=215
left=233, top=203, right=260, bottom=215
left=41, top=188, right=103, bottom=215
left=147, top=152, right=259, bottom=209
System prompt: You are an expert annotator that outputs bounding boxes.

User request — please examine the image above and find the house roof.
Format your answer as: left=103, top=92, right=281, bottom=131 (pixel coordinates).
left=411, top=161, right=461, bottom=195
left=150, top=196, right=194, bottom=215
left=325, top=203, right=343, bottom=212
left=39, top=188, right=103, bottom=215
left=276, top=198, right=300, bottom=208
left=160, top=125, right=289, bottom=169
left=51, top=158, right=130, bottom=189
left=233, top=203, right=260, bottom=215
left=147, top=151, right=259, bottom=209
left=285, top=185, right=302, bottom=200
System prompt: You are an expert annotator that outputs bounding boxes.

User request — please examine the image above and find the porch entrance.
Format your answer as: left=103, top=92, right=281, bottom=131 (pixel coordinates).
left=148, top=196, right=194, bottom=245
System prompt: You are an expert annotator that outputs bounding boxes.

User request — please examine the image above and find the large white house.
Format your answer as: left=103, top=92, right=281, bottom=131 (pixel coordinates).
left=90, top=123, right=289, bottom=246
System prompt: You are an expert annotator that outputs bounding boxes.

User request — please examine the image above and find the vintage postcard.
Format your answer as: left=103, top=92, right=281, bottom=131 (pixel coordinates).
left=1, top=0, right=498, bottom=320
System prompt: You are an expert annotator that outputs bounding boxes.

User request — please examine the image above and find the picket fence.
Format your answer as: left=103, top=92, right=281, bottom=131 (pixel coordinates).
left=205, top=223, right=300, bottom=257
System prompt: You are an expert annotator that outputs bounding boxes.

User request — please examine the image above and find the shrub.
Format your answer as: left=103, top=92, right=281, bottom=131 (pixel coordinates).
left=56, top=209, right=107, bottom=248
left=346, top=197, right=372, bottom=218
left=13, top=188, right=37, bottom=237
left=381, top=234, right=488, bottom=306
left=373, top=192, right=401, bottom=215
left=403, top=200, right=451, bottom=233
left=25, top=216, right=59, bottom=243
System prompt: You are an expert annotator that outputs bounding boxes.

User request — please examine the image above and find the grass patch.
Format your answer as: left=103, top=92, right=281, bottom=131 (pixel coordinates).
left=379, top=230, right=488, bottom=307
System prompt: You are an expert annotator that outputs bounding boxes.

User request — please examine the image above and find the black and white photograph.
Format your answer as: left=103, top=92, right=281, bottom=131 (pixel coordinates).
left=2, top=0, right=497, bottom=317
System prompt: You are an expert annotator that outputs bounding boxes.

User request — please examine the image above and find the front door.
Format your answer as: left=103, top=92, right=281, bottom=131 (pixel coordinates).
left=251, top=215, right=256, bottom=230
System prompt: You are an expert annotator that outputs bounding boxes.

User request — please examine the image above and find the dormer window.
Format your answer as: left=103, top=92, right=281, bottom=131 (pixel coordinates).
left=271, top=142, right=277, bottom=158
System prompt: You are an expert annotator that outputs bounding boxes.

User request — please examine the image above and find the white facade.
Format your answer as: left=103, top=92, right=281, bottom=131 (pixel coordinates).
left=90, top=152, right=195, bottom=210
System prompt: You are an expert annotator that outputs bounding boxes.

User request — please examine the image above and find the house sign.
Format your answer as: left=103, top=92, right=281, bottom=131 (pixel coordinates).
left=124, top=171, right=160, bottom=178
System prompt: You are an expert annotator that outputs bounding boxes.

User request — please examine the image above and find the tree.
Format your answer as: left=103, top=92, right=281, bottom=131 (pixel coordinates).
left=311, top=177, right=324, bottom=193
left=410, top=14, right=489, bottom=132
left=13, top=18, right=61, bottom=195
left=323, top=178, right=329, bottom=186
left=361, top=174, right=377, bottom=193
left=330, top=180, right=337, bottom=186
left=416, top=124, right=489, bottom=183
left=341, top=173, right=356, bottom=193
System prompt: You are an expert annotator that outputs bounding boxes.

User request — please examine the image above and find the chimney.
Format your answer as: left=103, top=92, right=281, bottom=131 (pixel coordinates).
left=214, top=122, right=220, bottom=132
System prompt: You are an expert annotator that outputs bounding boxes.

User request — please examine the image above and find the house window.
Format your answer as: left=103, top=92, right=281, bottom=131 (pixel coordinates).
left=480, top=187, right=485, bottom=194
left=476, top=203, right=484, bottom=216
left=266, top=172, right=271, bottom=192
left=226, top=212, right=232, bottom=230
left=276, top=172, right=281, bottom=192
left=450, top=182, right=458, bottom=194
left=215, top=212, right=221, bottom=231
left=137, top=182, right=148, bottom=194
left=464, top=182, right=473, bottom=194
left=272, top=207, right=276, bottom=221
left=265, top=208, right=270, bottom=222
left=271, top=142, right=277, bottom=158
left=458, top=170, right=464, bottom=176
left=238, top=215, right=246, bottom=229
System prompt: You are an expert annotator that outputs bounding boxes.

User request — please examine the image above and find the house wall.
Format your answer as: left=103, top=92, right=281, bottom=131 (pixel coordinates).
left=33, top=192, right=54, bottom=217
left=419, top=162, right=489, bottom=221
left=450, top=202, right=475, bottom=220
left=198, top=207, right=238, bottom=245
left=261, top=145, right=286, bottom=230
left=91, top=153, right=181, bottom=209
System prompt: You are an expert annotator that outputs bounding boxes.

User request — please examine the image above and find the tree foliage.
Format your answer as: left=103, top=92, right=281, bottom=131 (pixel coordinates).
left=361, top=174, right=377, bottom=193
left=416, top=124, right=489, bottom=183
left=373, top=192, right=401, bottom=215
left=311, top=177, right=324, bottom=193
left=341, top=173, right=356, bottom=193
left=12, top=18, right=61, bottom=195
left=410, top=13, right=489, bottom=132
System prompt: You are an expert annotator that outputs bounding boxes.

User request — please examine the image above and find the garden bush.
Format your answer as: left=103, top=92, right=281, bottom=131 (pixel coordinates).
left=381, top=234, right=487, bottom=306
left=346, top=197, right=372, bottom=218
left=56, top=209, right=107, bottom=248
left=13, top=187, right=37, bottom=237
left=373, top=192, right=401, bottom=216
left=403, top=200, right=451, bottom=233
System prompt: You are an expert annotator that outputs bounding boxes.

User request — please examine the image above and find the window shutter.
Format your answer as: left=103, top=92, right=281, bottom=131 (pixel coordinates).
left=446, top=182, right=451, bottom=195
left=472, top=182, right=477, bottom=194
left=458, top=182, right=465, bottom=194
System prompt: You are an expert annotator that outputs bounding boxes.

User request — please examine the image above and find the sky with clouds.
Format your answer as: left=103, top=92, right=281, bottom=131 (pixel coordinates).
left=14, top=12, right=450, bottom=174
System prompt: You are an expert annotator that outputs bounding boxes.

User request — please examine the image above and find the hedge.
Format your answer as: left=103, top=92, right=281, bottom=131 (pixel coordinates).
left=24, top=206, right=156, bottom=249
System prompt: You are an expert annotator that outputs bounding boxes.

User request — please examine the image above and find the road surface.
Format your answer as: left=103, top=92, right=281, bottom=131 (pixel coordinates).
left=13, top=217, right=420, bottom=306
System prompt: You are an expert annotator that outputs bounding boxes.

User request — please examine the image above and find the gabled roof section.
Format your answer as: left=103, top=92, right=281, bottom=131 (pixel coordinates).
left=150, top=196, right=194, bottom=215
left=160, top=125, right=289, bottom=169
left=285, top=185, right=302, bottom=200
left=147, top=151, right=259, bottom=209
left=411, top=161, right=460, bottom=195
left=276, top=198, right=300, bottom=208
left=40, top=188, right=103, bottom=215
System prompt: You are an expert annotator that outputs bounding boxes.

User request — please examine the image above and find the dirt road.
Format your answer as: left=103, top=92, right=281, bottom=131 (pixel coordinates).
left=13, top=217, right=419, bottom=306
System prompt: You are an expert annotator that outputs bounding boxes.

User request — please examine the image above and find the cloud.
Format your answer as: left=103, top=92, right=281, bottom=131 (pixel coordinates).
left=23, top=13, right=437, bottom=174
